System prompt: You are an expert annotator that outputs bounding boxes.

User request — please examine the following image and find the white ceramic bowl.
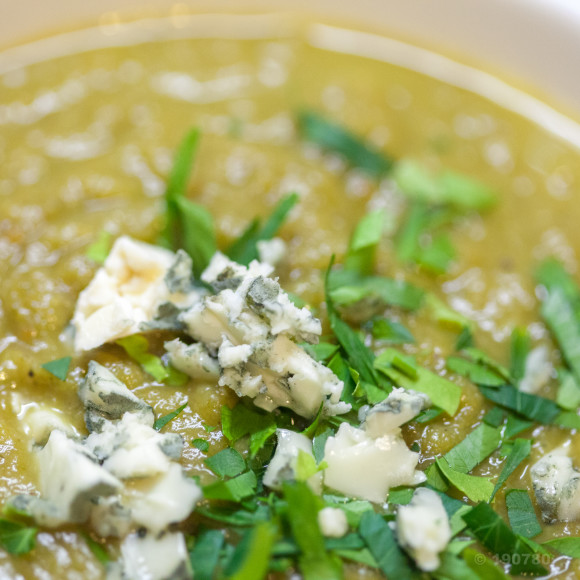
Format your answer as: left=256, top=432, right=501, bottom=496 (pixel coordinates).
left=1, top=0, right=580, bottom=120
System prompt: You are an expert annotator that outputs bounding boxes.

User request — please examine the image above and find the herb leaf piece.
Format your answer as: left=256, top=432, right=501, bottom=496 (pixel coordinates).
left=189, top=530, right=224, bottom=580
left=443, top=422, right=502, bottom=474
left=0, top=519, right=37, bottom=555
left=506, top=490, right=542, bottom=539
left=203, top=471, right=257, bottom=502
left=344, top=210, right=385, bottom=275
left=116, top=335, right=188, bottom=385
left=85, top=230, right=113, bottom=264
left=462, top=502, right=548, bottom=576
left=205, top=448, right=246, bottom=479
left=436, top=457, right=494, bottom=502
left=226, top=193, right=299, bottom=265
left=153, top=402, right=188, bottom=431
left=41, top=356, right=72, bottom=381
left=490, top=438, right=531, bottom=500
left=359, top=511, right=418, bottom=580
left=226, top=522, right=278, bottom=580
left=283, top=481, right=342, bottom=580
left=297, top=110, right=393, bottom=177
left=544, top=536, right=580, bottom=558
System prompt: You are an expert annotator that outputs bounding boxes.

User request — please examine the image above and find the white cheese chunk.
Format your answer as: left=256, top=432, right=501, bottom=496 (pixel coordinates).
left=118, top=531, right=192, bottom=580
left=263, top=429, right=322, bottom=494
left=80, top=361, right=155, bottom=432
left=37, top=430, right=121, bottom=524
left=323, top=423, right=425, bottom=504
left=519, top=345, right=553, bottom=394
left=164, top=338, right=219, bottom=380
left=361, top=388, right=430, bottom=438
left=86, top=413, right=183, bottom=479
left=531, top=445, right=580, bottom=522
left=72, top=237, right=200, bottom=351
left=129, top=463, right=202, bottom=533
left=317, top=507, right=348, bottom=538
left=396, top=487, right=451, bottom=571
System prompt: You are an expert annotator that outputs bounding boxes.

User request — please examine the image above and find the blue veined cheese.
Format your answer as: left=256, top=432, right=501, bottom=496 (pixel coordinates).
left=263, top=429, right=322, bottom=494
left=112, top=531, right=192, bottom=580
left=35, top=430, right=122, bottom=525
left=396, top=487, right=451, bottom=571
left=519, top=345, right=553, bottom=394
left=178, top=253, right=348, bottom=418
left=128, top=463, right=202, bottom=533
left=257, top=237, right=287, bottom=268
left=80, top=361, right=155, bottom=432
left=531, top=445, right=580, bottom=522
left=72, top=237, right=201, bottom=351
left=85, top=413, right=183, bottom=478
left=323, top=422, right=425, bottom=504
left=317, top=507, right=349, bottom=538
left=164, top=338, right=220, bottom=380
left=359, top=388, right=430, bottom=439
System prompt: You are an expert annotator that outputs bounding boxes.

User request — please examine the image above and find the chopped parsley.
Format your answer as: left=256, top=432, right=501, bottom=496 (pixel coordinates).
left=41, top=356, right=72, bottom=381
left=0, top=518, right=37, bottom=555
left=153, top=402, right=188, bottom=431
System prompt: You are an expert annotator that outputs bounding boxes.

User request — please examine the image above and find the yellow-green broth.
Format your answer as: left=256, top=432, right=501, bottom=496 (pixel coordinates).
left=1, top=14, right=580, bottom=578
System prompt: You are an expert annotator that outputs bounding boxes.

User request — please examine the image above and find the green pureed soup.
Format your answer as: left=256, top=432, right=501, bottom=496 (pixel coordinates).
left=2, top=13, right=580, bottom=580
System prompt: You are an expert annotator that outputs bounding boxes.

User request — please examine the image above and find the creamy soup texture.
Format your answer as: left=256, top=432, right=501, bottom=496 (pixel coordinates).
left=2, top=13, right=580, bottom=580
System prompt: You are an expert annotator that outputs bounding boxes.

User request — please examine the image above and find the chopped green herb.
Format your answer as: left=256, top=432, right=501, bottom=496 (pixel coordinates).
left=510, top=327, right=530, bottom=383
left=0, top=518, right=37, bottom=555
left=436, top=457, right=494, bottom=502
left=446, top=356, right=505, bottom=386
left=505, top=490, right=542, bottom=539
left=116, top=335, right=188, bottom=385
left=226, top=193, right=298, bottom=265
left=414, top=408, right=443, bottom=423
left=344, top=210, right=385, bottom=275
left=283, top=481, right=342, bottom=580
left=368, top=317, right=415, bottom=344
left=203, top=471, right=257, bottom=502
left=41, top=356, right=72, bottom=381
left=426, top=294, right=471, bottom=333
left=301, top=342, right=340, bottom=363
left=395, top=202, right=429, bottom=264
left=297, top=110, right=393, bottom=177
left=226, top=522, right=278, bottom=580
left=85, top=230, right=112, bottom=264
left=490, top=438, right=531, bottom=500
left=328, top=269, right=424, bottom=312
left=189, top=530, right=224, bottom=580
left=192, top=439, right=209, bottom=452
left=394, top=159, right=497, bottom=210
left=82, top=533, right=110, bottom=566
left=153, top=402, right=188, bottom=431
left=359, top=511, right=417, bottom=580
left=415, top=233, right=456, bottom=274
left=205, top=448, right=246, bottom=479
left=544, top=536, right=580, bottom=558
left=443, top=423, right=502, bottom=474
left=375, top=349, right=461, bottom=416
left=295, top=450, right=326, bottom=481
left=536, top=258, right=580, bottom=304
left=504, top=414, right=533, bottom=439
left=478, top=385, right=560, bottom=424
left=455, top=326, right=474, bottom=351
left=462, top=502, right=548, bottom=576
left=461, top=347, right=511, bottom=382
left=387, top=486, right=414, bottom=505
left=556, top=369, right=580, bottom=411
left=221, top=404, right=277, bottom=458
left=462, top=547, right=509, bottom=579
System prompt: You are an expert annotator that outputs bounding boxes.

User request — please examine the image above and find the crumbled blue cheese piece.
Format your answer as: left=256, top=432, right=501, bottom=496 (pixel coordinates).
left=115, top=531, right=192, bottom=580
left=164, top=338, right=220, bottom=380
left=323, top=421, right=425, bottom=504
left=178, top=253, right=348, bottom=418
left=85, top=413, right=183, bottom=478
left=359, top=388, right=430, bottom=438
left=263, top=429, right=322, bottom=494
left=80, top=361, right=155, bottom=432
left=72, top=237, right=201, bottom=351
left=531, top=445, right=580, bottom=522
left=317, top=507, right=349, bottom=538
left=36, top=430, right=122, bottom=524
left=257, top=237, right=287, bottom=267
left=519, top=345, right=553, bottom=394
left=396, top=487, right=451, bottom=571
left=128, top=464, right=202, bottom=533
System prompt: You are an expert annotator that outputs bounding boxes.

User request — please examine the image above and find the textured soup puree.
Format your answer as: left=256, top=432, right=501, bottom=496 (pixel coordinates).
left=2, top=13, right=580, bottom=580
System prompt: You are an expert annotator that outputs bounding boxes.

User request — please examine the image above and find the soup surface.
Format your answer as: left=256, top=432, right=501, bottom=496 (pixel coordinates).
left=2, top=13, right=580, bottom=579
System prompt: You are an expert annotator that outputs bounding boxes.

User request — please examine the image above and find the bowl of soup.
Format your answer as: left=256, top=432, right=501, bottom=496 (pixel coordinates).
left=2, top=1, right=580, bottom=579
